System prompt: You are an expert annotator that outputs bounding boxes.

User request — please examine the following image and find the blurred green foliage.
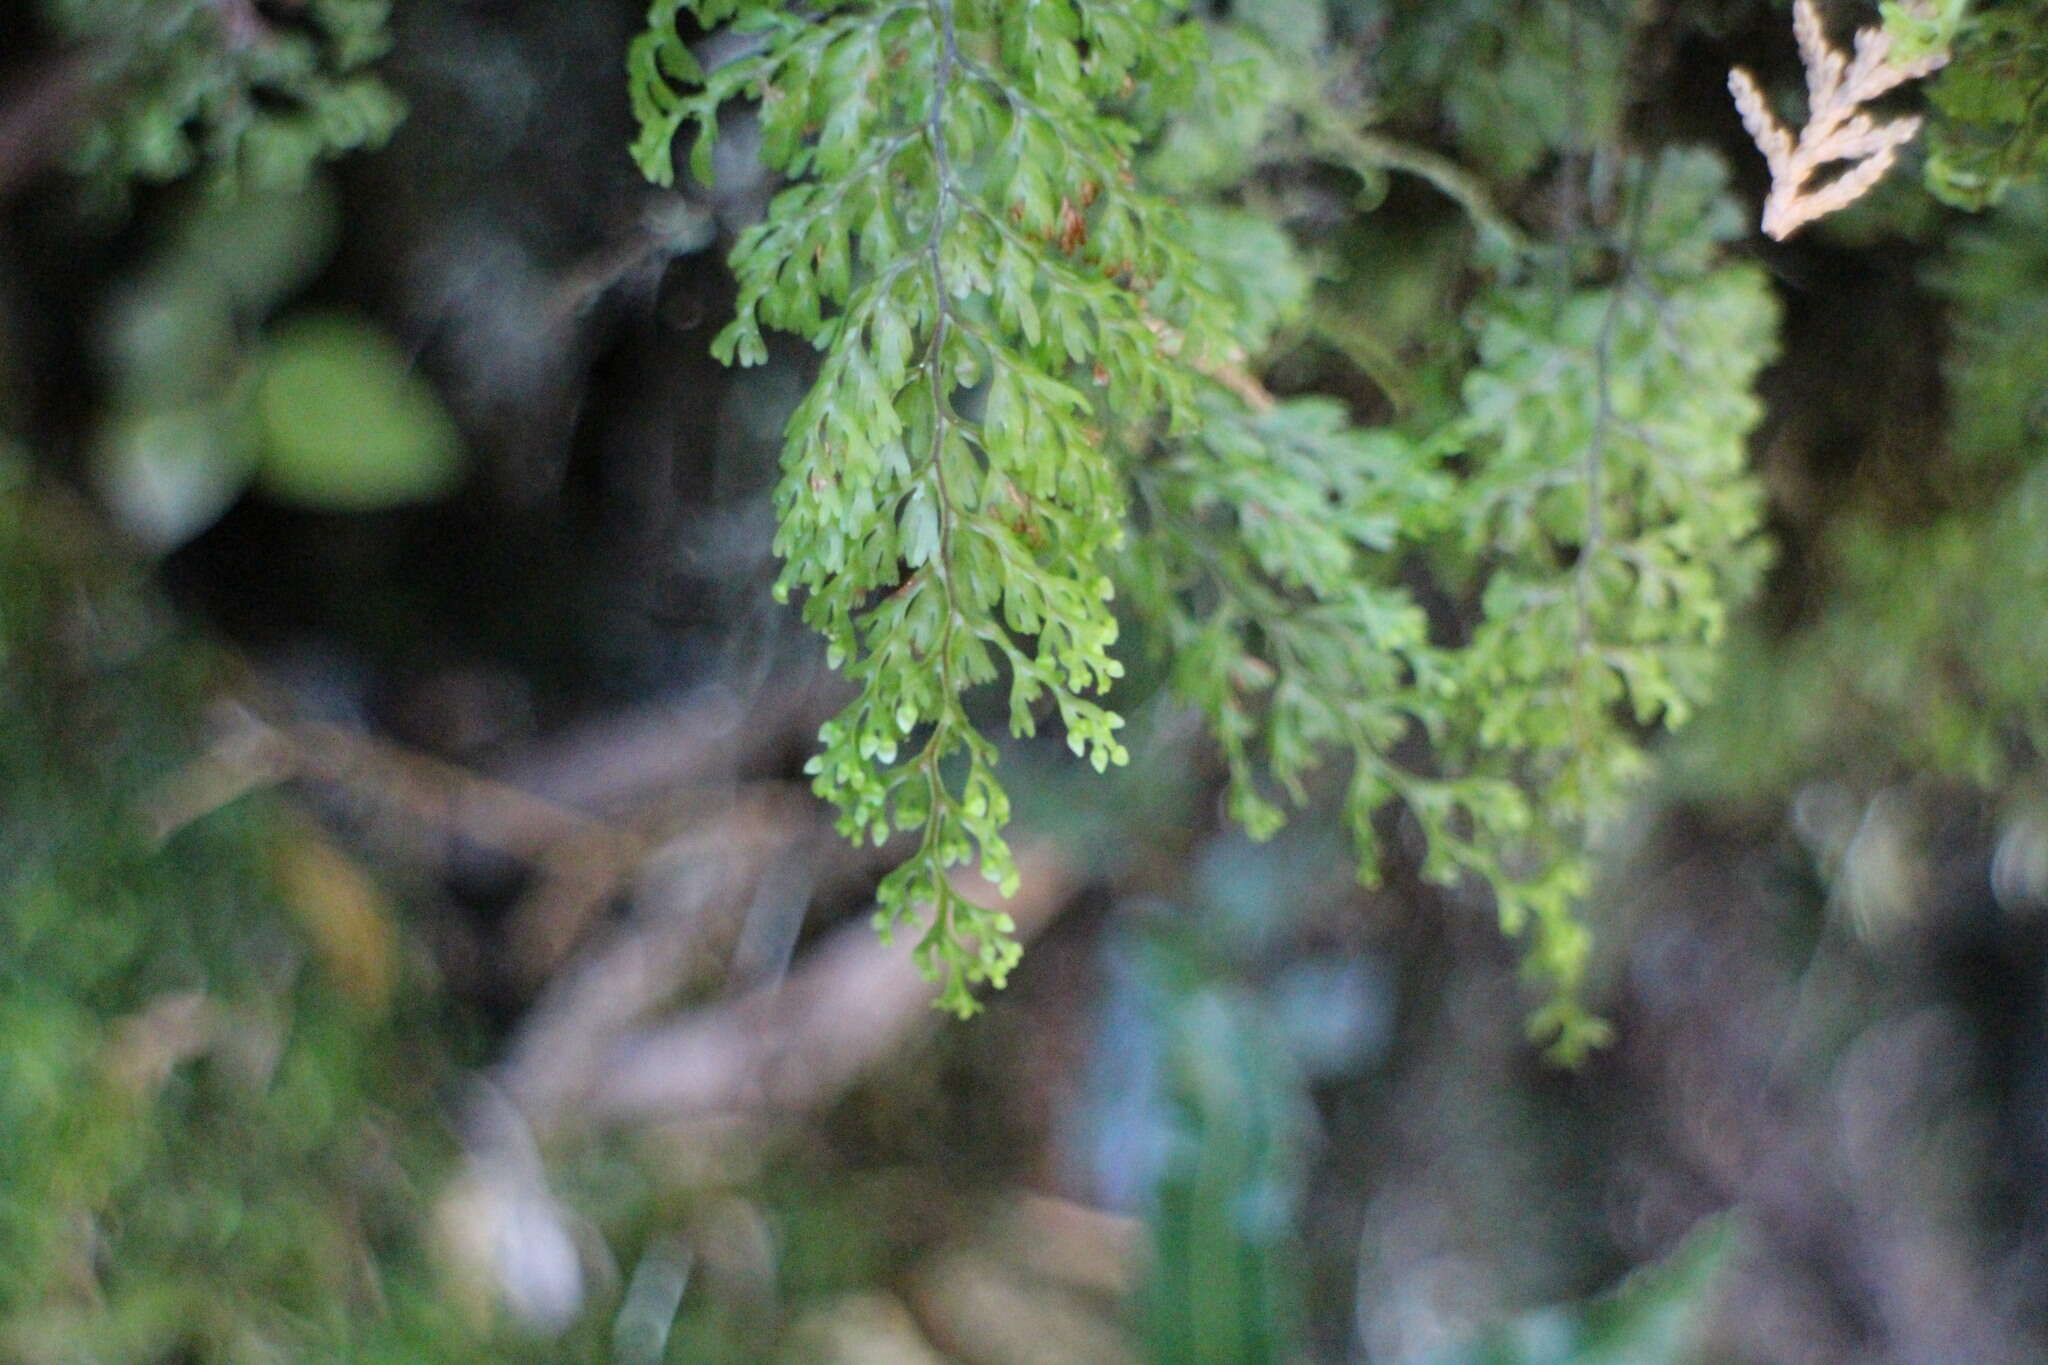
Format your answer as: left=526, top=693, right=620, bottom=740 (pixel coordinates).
left=254, top=313, right=463, bottom=510
left=1909, top=0, right=2048, bottom=209
left=1679, top=186, right=2048, bottom=797
left=40, top=0, right=403, bottom=204
left=0, top=481, right=480, bottom=1363
left=90, top=184, right=463, bottom=548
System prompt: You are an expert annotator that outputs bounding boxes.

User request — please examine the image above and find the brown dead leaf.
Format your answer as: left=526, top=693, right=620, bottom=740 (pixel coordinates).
left=273, top=826, right=397, bottom=1015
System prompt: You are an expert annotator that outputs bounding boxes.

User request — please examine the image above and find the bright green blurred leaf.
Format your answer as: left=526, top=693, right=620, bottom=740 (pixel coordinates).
left=253, top=314, right=463, bottom=510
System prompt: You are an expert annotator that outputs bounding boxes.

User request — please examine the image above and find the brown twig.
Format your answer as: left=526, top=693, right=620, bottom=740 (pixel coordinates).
left=146, top=705, right=626, bottom=856
left=495, top=785, right=828, bottom=1126
left=146, top=706, right=671, bottom=978
left=147, top=671, right=850, bottom=982
left=583, top=842, right=1077, bottom=1124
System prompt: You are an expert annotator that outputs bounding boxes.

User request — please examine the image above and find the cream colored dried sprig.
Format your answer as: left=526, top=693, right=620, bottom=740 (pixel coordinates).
left=1729, top=0, right=1950, bottom=239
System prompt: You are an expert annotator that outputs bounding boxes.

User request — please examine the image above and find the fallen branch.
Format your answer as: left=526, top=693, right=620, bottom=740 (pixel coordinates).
left=144, top=693, right=829, bottom=978
left=583, top=843, right=1079, bottom=1124
left=496, top=785, right=826, bottom=1126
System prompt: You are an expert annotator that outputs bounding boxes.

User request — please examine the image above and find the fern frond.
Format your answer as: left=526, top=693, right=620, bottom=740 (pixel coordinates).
left=634, top=4, right=1784, bottom=1055
left=630, top=0, right=1230, bottom=1013
left=1446, top=152, right=1780, bottom=1054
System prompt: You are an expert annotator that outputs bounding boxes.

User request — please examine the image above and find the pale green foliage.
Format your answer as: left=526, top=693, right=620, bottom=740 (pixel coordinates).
left=631, top=0, right=1230, bottom=1013
left=253, top=314, right=464, bottom=510
left=1884, top=0, right=1971, bottom=63
left=41, top=0, right=402, bottom=201
left=630, top=4, right=1779, bottom=1050
left=1125, top=152, right=1777, bottom=1059
left=1442, top=154, right=1778, bottom=1047
left=89, top=186, right=462, bottom=550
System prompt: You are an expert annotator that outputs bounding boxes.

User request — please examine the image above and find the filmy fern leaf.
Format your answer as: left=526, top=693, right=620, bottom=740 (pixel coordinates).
left=630, top=0, right=1232, bottom=1012
left=1123, top=394, right=1509, bottom=887
left=1444, top=152, right=1779, bottom=1053
left=1118, top=151, right=1776, bottom=1059
left=632, top=0, right=1781, bottom=1054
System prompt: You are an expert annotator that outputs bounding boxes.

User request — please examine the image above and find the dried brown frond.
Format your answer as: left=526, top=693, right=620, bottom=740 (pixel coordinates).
left=1729, top=0, right=1949, bottom=240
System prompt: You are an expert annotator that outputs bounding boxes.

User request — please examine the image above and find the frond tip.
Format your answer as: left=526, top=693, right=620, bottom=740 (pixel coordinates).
left=1728, top=0, right=1949, bottom=240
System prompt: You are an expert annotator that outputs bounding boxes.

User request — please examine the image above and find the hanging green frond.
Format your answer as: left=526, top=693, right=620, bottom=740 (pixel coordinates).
left=629, top=0, right=1234, bottom=1013
left=1442, top=151, right=1779, bottom=1052
left=631, top=0, right=1782, bottom=1053
left=40, top=0, right=403, bottom=202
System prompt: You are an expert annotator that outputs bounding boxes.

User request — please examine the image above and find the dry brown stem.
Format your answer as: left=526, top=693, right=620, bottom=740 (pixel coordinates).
left=582, top=843, right=1078, bottom=1124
